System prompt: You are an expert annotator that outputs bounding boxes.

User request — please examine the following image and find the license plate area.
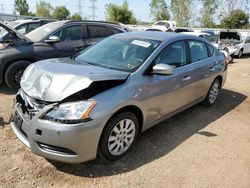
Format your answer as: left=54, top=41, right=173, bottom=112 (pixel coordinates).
left=13, top=111, right=23, bottom=129
left=13, top=111, right=28, bottom=138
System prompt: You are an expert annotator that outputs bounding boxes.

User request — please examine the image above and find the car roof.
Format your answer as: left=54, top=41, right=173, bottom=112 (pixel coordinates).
left=181, top=32, right=211, bottom=36
left=114, top=31, right=202, bottom=42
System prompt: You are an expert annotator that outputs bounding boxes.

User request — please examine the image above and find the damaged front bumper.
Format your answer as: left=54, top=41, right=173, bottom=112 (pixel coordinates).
left=10, top=92, right=109, bottom=163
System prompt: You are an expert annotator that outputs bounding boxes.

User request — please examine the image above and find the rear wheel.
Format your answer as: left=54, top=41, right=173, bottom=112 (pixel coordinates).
left=100, top=112, right=139, bottom=161
left=204, top=79, right=221, bottom=106
left=4, top=61, right=30, bottom=91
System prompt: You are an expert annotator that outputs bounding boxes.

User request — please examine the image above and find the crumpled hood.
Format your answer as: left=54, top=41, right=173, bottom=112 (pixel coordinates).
left=20, top=58, right=129, bottom=102
left=219, top=31, right=241, bottom=44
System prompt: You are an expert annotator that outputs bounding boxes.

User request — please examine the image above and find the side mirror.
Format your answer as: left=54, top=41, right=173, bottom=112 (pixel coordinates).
left=152, top=63, right=174, bottom=75
left=45, top=35, right=60, bottom=43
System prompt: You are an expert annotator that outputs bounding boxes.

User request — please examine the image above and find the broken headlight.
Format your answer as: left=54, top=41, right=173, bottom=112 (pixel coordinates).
left=43, top=100, right=97, bottom=124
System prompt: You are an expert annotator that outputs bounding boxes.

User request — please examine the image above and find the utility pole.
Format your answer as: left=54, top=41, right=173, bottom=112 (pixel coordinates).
left=89, top=0, right=97, bottom=20
left=0, top=3, right=4, bottom=13
left=78, top=0, right=84, bottom=19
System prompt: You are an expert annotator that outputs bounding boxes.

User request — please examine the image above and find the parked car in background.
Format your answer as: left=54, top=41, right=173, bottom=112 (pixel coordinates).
left=151, top=20, right=177, bottom=31
left=218, top=30, right=250, bottom=58
left=11, top=32, right=227, bottom=163
left=145, top=21, right=192, bottom=33
left=182, top=31, right=233, bottom=63
left=0, top=20, right=127, bottom=90
left=224, top=34, right=250, bottom=58
left=0, top=19, right=56, bottom=40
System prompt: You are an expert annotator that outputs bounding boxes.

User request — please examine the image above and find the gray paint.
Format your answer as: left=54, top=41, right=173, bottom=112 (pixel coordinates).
left=11, top=32, right=227, bottom=163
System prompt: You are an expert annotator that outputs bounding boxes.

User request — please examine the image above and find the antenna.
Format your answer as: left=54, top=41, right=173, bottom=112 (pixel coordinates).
left=89, top=0, right=97, bottom=20
left=77, top=0, right=84, bottom=18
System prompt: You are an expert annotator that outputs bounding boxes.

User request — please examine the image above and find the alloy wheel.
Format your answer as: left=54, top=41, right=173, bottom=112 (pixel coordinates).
left=108, top=118, right=136, bottom=156
left=208, top=82, right=219, bottom=104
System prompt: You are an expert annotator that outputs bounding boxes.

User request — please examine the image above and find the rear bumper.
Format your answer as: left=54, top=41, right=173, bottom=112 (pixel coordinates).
left=10, top=103, right=109, bottom=163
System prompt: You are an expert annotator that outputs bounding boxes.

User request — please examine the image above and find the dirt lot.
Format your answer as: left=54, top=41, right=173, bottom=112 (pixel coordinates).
left=0, top=57, right=250, bottom=188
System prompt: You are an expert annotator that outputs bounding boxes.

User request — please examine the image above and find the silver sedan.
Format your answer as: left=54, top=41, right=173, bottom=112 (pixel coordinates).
left=11, top=32, right=227, bottom=163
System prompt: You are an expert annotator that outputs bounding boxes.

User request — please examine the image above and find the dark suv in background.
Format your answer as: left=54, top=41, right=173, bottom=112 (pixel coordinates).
left=0, top=20, right=127, bottom=90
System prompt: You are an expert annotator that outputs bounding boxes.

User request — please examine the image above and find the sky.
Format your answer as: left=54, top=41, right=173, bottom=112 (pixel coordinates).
left=0, top=0, right=159, bottom=21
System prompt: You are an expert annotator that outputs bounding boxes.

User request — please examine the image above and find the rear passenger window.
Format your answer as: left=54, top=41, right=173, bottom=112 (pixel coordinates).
left=189, top=41, right=208, bottom=63
left=155, top=41, right=187, bottom=68
left=87, top=25, right=113, bottom=38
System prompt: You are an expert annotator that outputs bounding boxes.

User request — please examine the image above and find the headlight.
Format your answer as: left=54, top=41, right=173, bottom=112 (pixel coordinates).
left=43, top=100, right=97, bottom=124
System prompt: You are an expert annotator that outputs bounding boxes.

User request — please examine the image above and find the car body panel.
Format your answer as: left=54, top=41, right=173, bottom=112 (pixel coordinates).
left=20, top=58, right=130, bottom=102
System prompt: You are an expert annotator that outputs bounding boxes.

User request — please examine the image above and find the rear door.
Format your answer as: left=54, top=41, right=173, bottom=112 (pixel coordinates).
left=187, top=40, right=219, bottom=99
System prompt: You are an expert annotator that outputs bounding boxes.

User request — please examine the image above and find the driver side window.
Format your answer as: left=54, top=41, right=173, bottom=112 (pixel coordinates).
left=154, top=41, right=187, bottom=68
left=53, top=25, right=82, bottom=42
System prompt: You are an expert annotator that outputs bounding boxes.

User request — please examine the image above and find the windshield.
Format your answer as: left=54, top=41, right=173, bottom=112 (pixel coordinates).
left=75, top=36, right=160, bottom=72
left=26, top=22, right=61, bottom=42
left=203, top=35, right=217, bottom=43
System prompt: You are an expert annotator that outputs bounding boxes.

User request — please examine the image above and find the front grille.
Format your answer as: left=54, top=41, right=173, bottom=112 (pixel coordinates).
left=37, top=142, right=77, bottom=155
left=16, top=90, right=52, bottom=119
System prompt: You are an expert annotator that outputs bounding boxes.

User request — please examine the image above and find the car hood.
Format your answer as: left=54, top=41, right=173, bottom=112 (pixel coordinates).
left=20, top=58, right=130, bottom=102
left=0, top=21, right=32, bottom=43
left=219, top=31, right=241, bottom=43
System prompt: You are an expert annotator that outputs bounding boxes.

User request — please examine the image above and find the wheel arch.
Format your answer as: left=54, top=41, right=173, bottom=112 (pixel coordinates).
left=215, top=75, right=223, bottom=88
left=1, top=58, right=35, bottom=84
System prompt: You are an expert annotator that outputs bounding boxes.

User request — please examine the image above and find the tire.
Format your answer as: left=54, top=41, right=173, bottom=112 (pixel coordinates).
left=204, top=79, right=221, bottom=106
left=4, top=61, right=31, bottom=91
left=100, top=112, right=139, bottom=161
left=237, top=49, right=243, bottom=58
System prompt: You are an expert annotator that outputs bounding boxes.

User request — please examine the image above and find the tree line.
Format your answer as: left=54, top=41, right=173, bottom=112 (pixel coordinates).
left=14, top=0, right=82, bottom=20
left=14, top=0, right=250, bottom=29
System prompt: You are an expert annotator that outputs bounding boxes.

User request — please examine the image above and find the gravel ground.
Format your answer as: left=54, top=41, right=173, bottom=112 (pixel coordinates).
left=0, top=57, right=250, bottom=188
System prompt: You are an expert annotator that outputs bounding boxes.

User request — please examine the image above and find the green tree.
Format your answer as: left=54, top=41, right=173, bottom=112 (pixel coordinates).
left=200, top=0, right=217, bottom=27
left=149, top=0, right=170, bottom=21
left=171, top=0, right=193, bottom=26
left=14, top=0, right=29, bottom=15
left=53, top=6, right=70, bottom=19
left=71, top=13, right=83, bottom=21
left=105, top=0, right=137, bottom=24
left=220, top=9, right=249, bottom=29
left=36, top=0, right=53, bottom=18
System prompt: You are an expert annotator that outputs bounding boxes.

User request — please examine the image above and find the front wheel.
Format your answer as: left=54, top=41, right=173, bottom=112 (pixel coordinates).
left=100, top=112, right=139, bottom=161
left=4, top=61, right=30, bottom=91
left=204, top=79, right=221, bottom=106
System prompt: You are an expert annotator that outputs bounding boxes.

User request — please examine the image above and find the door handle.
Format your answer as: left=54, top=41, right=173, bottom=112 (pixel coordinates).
left=182, top=76, right=191, bottom=81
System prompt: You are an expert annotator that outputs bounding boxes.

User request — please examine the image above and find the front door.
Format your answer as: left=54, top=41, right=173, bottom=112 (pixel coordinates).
left=43, top=24, right=85, bottom=59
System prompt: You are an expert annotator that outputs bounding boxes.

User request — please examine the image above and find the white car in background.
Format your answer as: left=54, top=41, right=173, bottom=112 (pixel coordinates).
left=181, top=32, right=233, bottom=63
left=229, top=35, right=250, bottom=57
left=219, top=30, right=250, bottom=58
